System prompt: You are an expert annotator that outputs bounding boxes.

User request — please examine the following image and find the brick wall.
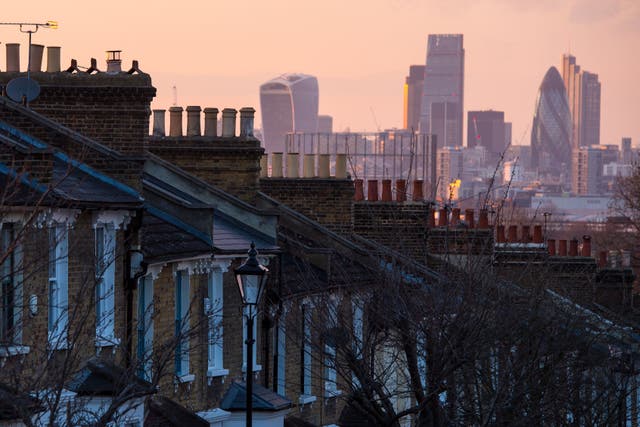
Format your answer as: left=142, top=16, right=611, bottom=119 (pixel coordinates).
left=149, top=137, right=263, bottom=203
left=260, top=178, right=355, bottom=235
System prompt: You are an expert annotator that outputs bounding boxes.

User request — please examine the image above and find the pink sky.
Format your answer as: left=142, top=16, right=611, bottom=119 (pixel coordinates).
left=2, top=0, right=639, bottom=147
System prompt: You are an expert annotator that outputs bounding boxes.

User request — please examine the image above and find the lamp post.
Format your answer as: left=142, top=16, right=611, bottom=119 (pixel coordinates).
left=234, top=242, right=269, bottom=427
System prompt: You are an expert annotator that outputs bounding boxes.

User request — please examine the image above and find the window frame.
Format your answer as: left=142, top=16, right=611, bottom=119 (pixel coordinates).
left=48, top=224, right=68, bottom=349
left=95, top=223, right=117, bottom=347
left=174, top=270, right=191, bottom=378
left=207, top=269, right=228, bottom=378
left=136, top=275, right=154, bottom=381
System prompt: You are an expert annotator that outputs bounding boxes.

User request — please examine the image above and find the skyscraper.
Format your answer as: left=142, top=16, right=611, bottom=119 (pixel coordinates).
left=561, top=54, right=601, bottom=148
left=318, top=115, right=333, bottom=133
left=572, top=145, right=604, bottom=195
left=531, top=67, right=572, bottom=174
left=467, top=110, right=506, bottom=165
left=419, top=34, right=464, bottom=148
left=260, top=73, right=319, bottom=153
left=403, top=65, right=425, bottom=131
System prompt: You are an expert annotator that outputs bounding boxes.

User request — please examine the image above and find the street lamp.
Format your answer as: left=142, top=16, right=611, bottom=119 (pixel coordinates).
left=234, top=242, right=269, bottom=427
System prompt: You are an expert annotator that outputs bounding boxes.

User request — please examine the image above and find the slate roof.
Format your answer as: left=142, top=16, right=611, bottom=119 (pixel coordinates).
left=220, top=381, right=291, bottom=412
left=214, top=213, right=279, bottom=254
left=147, top=396, right=209, bottom=427
left=66, top=358, right=154, bottom=397
left=0, top=383, right=42, bottom=420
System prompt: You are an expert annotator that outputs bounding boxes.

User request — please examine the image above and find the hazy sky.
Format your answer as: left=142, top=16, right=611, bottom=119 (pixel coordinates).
left=2, top=0, right=639, bottom=146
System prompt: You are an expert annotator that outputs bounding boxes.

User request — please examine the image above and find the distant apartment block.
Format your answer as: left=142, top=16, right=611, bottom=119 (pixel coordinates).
left=561, top=54, right=601, bottom=148
left=419, top=34, right=464, bottom=148
left=260, top=73, right=319, bottom=153
left=436, top=146, right=464, bottom=201
left=403, top=65, right=425, bottom=131
left=572, top=145, right=604, bottom=195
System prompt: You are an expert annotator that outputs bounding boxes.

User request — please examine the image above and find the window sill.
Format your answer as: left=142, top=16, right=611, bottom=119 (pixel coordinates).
left=0, top=345, right=30, bottom=358
left=241, top=364, right=262, bottom=373
left=207, top=368, right=229, bottom=378
left=48, top=337, right=68, bottom=351
left=176, top=373, right=195, bottom=384
left=298, top=394, right=317, bottom=405
left=324, top=389, right=343, bottom=399
left=95, top=337, right=121, bottom=348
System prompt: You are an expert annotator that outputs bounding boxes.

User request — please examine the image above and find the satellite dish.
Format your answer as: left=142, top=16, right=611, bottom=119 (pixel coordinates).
left=6, top=77, right=41, bottom=103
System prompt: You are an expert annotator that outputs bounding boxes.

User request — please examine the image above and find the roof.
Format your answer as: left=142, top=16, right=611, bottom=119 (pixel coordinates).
left=214, top=213, right=279, bottom=254
left=220, top=381, right=291, bottom=412
left=66, top=358, right=154, bottom=397
left=148, top=396, right=209, bottom=427
left=0, top=383, right=42, bottom=420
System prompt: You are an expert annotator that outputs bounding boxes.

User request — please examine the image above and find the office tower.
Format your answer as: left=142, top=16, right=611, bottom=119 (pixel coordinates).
left=561, top=54, right=601, bottom=148
left=531, top=67, right=572, bottom=174
left=318, top=115, right=333, bottom=133
left=467, top=110, right=506, bottom=166
left=504, top=122, right=512, bottom=148
left=622, top=137, right=633, bottom=164
left=436, top=146, right=463, bottom=201
left=403, top=65, right=425, bottom=131
left=260, top=73, right=319, bottom=153
left=572, top=145, right=604, bottom=195
left=419, top=34, right=464, bottom=148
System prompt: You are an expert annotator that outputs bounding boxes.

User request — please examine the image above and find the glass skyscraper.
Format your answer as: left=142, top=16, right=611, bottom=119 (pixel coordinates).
left=531, top=66, right=572, bottom=174
left=561, top=54, right=601, bottom=148
left=419, top=34, right=464, bottom=148
left=259, top=74, right=319, bottom=153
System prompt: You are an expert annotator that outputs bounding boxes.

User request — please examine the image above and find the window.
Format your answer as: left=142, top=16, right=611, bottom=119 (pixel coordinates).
left=301, top=304, right=313, bottom=398
left=136, top=276, right=153, bottom=381
left=95, top=224, right=116, bottom=345
left=324, top=297, right=339, bottom=397
left=175, top=270, right=190, bottom=377
left=1, top=224, right=23, bottom=345
left=48, top=225, right=68, bottom=348
left=207, top=269, right=227, bottom=378
left=275, top=315, right=286, bottom=396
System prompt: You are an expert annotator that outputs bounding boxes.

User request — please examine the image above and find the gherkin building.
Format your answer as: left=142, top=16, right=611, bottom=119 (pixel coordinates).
left=530, top=66, right=572, bottom=173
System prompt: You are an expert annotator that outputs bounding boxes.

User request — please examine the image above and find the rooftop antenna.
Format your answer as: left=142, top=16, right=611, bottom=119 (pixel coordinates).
left=0, top=21, right=58, bottom=106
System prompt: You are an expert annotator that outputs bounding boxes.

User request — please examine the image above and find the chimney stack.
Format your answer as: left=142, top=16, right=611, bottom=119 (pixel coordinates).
left=29, top=44, right=44, bottom=72
left=581, top=235, right=591, bottom=257
left=203, top=108, right=219, bottom=137
left=367, top=180, right=379, bottom=201
left=354, top=179, right=364, bottom=201
left=186, top=106, right=202, bottom=137
left=221, top=108, right=237, bottom=137
left=46, top=46, right=61, bottom=72
left=169, top=106, right=183, bottom=137
left=152, top=109, right=166, bottom=137
left=381, top=180, right=392, bottom=201
left=412, top=180, right=424, bottom=201
left=6, top=43, right=20, bottom=72
left=105, top=50, right=122, bottom=73
left=239, top=107, right=255, bottom=137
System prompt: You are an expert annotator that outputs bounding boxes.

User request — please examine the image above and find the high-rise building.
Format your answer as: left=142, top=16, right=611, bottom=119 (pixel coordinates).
left=318, top=115, right=333, bottom=133
left=504, top=122, right=512, bottom=148
left=572, top=145, right=604, bottom=195
left=531, top=67, right=572, bottom=174
left=260, top=73, right=319, bottom=153
left=622, top=137, right=633, bottom=164
left=403, top=65, right=425, bottom=131
left=467, top=110, right=506, bottom=166
left=561, top=54, right=601, bottom=148
left=436, top=146, right=463, bottom=201
left=419, top=34, right=464, bottom=148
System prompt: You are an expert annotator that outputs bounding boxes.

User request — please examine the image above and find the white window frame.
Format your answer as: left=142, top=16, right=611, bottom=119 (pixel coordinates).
left=1, top=223, right=24, bottom=348
left=207, top=269, right=228, bottom=379
left=302, top=304, right=313, bottom=398
left=136, top=275, right=154, bottom=381
left=175, top=270, right=191, bottom=379
left=324, top=296, right=341, bottom=397
left=95, top=224, right=117, bottom=347
left=275, top=313, right=286, bottom=396
left=48, top=225, right=68, bottom=349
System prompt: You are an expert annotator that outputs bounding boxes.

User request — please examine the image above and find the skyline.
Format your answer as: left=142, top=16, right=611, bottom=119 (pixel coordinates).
left=1, top=0, right=639, bottom=147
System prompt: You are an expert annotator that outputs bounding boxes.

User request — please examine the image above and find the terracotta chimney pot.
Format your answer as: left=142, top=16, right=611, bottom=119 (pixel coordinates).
left=412, top=180, right=424, bottom=201
left=533, top=225, right=543, bottom=243
left=367, top=180, right=379, bottom=201
left=396, top=179, right=407, bottom=202
left=381, top=179, right=392, bottom=201
left=478, top=209, right=489, bottom=229
left=548, top=239, right=556, bottom=256
left=354, top=179, right=364, bottom=201
left=558, top=240, right=568, bottom=256
left=465, top=209, right=475, bottom=229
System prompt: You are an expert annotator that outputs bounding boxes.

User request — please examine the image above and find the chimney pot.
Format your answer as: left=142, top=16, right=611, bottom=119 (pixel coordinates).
left=438, top=208, right=448, bottom=227
left=260, top=154, right=268, bottom=178
left=29, top=44, right=44, bottom=72
left=451, top=208, right=460, bottom=225
left=428, top=208, right=436, bottom=228
left=478, top=209, right=489, bottom=228
left=465, top=209, right=475, bottom=229
left=569, top=238, right=579, bottom=256
left=239, top=107, right=255, bottom=137
left=548, top=239, right=556, bottom=255
left=558, top=240, right=568, bottom=256
left=203, top=108, right=219, bottom=137
left=271, top=152, right=283, bottom=178
left=367, top=180, right=379, bottom=201
left=354, top=179, right=364, bottom=201
left=46, top=46, right=61, bottom=72
left=381, top=180, right=392, bottom=201
left=396, top=179, right=407, bottom=202
left=105, top=50, right=122, bottom=73
left=521, top=225, right=531, bottom=243
left=152, top=109, right=166, bottom=137
left=186, top=105, right=202, bottom=137
left=318, top=154, right=330, bottom=178
left=303, top=154, right=315, bottom=178
left=221, top=108, right=237, bottom=137
left=412, top=180, right=424, bottom=201
left=508, top=225, right=518, bottom=242
left=598, top=250, right=607, bottom=268
left=286, top=153, right=300, bottom=178
left=6, top=43, right=20, bottom=72
left=533, top=225, right=543, bottom=243
left=168, top=106, right=184, bottom=137
left=335, top=154, right=347, bottom=178
left=581, top=235, right=591, bottom=257
left=496, top=225, right=506, bottom=243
